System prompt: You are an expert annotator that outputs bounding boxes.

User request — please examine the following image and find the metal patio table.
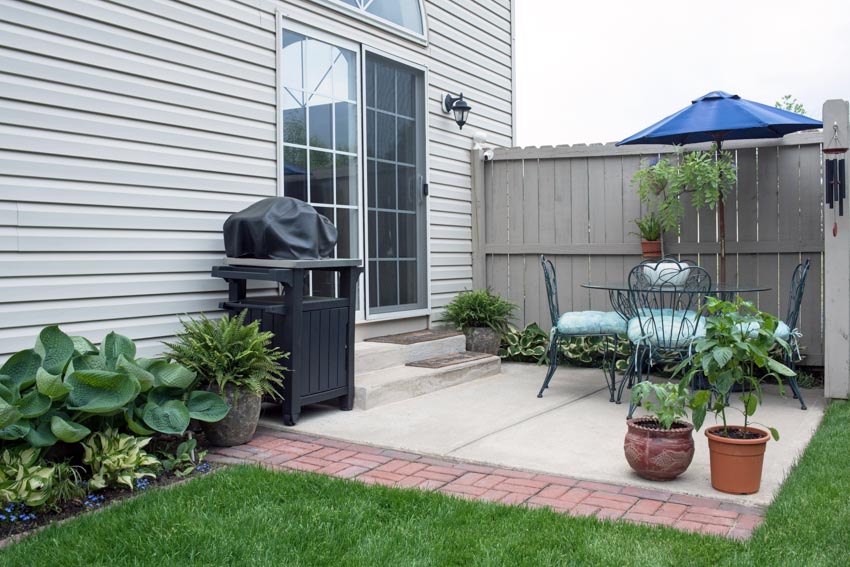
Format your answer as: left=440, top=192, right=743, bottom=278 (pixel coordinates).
left=581, top=281, right=770, bottom=404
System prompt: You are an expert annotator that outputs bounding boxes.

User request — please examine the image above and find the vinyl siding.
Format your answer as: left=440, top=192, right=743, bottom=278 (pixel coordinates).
left=0, top=0, right=514, bottom=360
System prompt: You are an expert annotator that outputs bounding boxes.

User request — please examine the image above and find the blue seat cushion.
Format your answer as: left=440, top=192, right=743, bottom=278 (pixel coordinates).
left=556, top=311, right=627, bottom=336
left=627, top=309, right=706, bottom=348
left=735, top=321, right=792, bottom=341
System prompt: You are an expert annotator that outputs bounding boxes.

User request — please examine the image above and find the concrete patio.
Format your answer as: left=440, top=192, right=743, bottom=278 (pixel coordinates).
left=261, top=362, right=826, bottom=508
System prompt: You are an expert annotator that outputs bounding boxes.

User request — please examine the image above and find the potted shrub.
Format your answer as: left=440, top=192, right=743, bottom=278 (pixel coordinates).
left=625, top=381, right=695, bottom=481
left=165, top=311, right=287, bottom=447
left=633, top=212, right=662, bottom=258
left=678, top=297, right=795, bottom=494
left=442, top=289, right=515, bottom=355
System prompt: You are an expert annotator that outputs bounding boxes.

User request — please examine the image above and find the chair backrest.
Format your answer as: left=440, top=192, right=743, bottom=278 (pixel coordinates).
left=540, top=255, right=560, bottom=328
left=628, top=260, right=711, bottom=348
left=785, top=259, right=811, bottom=330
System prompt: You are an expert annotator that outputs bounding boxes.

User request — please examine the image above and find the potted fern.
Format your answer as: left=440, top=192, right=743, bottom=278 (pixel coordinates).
left=633, top=212, right=662, bottom=258
left=442, top=289, right=515, bottom=355
left=165, top=311, right=287, bottom=447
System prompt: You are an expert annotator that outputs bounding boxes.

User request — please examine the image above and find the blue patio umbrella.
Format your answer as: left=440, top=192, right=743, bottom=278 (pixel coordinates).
left=616, top=91, right=822, bottom=281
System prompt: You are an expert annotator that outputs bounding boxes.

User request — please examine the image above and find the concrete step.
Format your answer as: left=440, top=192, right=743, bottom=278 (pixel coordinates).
left=354, top=354, right=501, bottom=410
left=355, top=333, right=466, bottom=375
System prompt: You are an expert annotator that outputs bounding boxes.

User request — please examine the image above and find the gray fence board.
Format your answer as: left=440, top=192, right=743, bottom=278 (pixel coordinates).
left=481, top=140, right=825, bottom=366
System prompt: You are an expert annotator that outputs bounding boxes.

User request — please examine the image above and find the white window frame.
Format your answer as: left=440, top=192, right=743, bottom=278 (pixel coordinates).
left=276, top=14, right=367, bottom=320
left=309, top=0, right=428, bottom=46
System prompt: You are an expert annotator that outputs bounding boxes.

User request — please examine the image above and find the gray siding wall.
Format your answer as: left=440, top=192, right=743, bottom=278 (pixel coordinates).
left=0, top=0, right=514, bottom=359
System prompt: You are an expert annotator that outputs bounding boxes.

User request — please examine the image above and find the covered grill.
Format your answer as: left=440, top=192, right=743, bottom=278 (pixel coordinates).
left=213, top=197, right=362, bottom=426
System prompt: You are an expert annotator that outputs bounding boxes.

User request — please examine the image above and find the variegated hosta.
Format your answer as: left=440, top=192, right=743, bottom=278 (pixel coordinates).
left=0, top=447, right=55, bottom=507
left=0, top=326, right=230, bottom=449
left=82, top=428, right=160, bottom=490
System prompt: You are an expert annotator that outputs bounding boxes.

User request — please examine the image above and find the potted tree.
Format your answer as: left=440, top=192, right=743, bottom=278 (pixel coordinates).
left=678, top=297, right=795, bottom=494
left=633, top=212, right=662, bottom=259
left=165, top=311, right=287, bottom=447
left=442, top=289, right=516, bottom=355
left=625, top=381, right=695, bottom=481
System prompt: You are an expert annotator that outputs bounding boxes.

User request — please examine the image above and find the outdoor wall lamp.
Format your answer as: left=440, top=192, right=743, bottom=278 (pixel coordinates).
left=443, top=93, right=472, bottom=130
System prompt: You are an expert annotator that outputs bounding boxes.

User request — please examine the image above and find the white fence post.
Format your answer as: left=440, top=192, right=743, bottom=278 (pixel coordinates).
left=823, top=99, right=850, bottom=400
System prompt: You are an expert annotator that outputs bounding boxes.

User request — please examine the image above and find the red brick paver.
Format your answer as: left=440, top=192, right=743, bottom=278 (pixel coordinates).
left=210, top=427, right=765, bottom=540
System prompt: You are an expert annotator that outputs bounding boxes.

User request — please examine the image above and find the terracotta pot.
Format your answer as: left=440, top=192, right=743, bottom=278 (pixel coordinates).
left=640, top=240, right=662, bottom=259
left=705, top=425, right=770, bottom=494
left=465, top=327, right=501, bottom=355
left=201, top=383, right=262, bottom=447
left=624, top=418, right=695, bottom=481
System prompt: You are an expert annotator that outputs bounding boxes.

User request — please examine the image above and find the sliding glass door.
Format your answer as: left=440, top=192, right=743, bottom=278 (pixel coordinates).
left=364, top=53, right=427, bottom=316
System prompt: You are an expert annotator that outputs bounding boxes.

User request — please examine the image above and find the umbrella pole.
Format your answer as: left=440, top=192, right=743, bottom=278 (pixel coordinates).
left=716, top=139, right=727, bottom=285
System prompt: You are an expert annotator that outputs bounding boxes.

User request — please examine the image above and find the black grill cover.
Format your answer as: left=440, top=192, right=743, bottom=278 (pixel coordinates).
left=223, top=197, right=338, bottom=259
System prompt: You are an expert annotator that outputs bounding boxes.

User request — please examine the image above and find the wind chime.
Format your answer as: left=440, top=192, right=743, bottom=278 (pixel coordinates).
left=824, top=121, right=847, bottom=236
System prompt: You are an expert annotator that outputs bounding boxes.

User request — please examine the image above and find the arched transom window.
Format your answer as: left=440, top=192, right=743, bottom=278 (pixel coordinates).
left=327, top=0, right=425, bottom=36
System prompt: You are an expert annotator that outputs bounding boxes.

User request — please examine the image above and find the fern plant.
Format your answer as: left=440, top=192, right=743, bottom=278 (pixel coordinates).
left=165, top=311, right=287, bottom=399
left=442, top=289, right=516, bottom=333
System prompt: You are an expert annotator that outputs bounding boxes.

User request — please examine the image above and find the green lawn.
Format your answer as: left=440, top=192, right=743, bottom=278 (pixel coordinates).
left=2, top=401, right=849, bottom=567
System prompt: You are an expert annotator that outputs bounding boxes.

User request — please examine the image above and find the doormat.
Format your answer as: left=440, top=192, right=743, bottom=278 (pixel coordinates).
left=406, top=352, right=495, bottom=368
left=367, top=329, right=463, bottom=345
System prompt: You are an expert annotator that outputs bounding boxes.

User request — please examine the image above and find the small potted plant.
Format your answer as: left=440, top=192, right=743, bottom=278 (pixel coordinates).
left=165, top=311, right=287, bottom=447
left=625, top=381, right=695, bottom=481
left=678, top=296, right=795, bottom=494
left=442, top=289, right=516, bottom=355
left=633, top=212, right=662, bottom=259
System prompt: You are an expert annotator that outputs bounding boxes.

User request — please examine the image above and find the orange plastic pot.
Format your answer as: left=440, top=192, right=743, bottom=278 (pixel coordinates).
left=705, top=425, right=770, bottom=495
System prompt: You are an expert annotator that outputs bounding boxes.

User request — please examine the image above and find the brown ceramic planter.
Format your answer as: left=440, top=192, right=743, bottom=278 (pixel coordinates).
left=705, top=425, right=769, bottom=494
left=465, top=327, right=501, bottom=355
left=640, top=240, right=662, bottom=259
left=201, top=383, right=261, bottom=447
left=624, top=418, right=695, bottom=481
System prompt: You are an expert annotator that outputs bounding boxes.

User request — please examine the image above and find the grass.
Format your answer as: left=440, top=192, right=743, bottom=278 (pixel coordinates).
left=2, top=401, right=848, bottom=566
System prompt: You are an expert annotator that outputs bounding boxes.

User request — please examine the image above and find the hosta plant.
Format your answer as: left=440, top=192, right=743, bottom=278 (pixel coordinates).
left=0, top=326, right=230, bottom=448
left=500, top=323, right=549, bottom=363
left=82, top=428, right=160, bottom=490
left=0, top=447, right=55, bottom=508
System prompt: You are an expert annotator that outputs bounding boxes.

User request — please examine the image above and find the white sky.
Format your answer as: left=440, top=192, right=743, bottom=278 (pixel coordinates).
left=515, top=0, right=850, bottom=147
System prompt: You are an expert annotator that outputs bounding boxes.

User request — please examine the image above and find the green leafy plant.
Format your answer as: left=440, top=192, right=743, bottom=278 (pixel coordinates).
left=632, top=212, right=662, bottom=241
left=165, top=311, right=287, bottom=398
left=0, top=326, right=230, bottom=447
left=442, top=289, right=516, bottom=333
left=499, top=324, right=631, bottom=372
left=82, top=428, right=160, bottom=490
left=161, top=437, right=207, bottom=478
left=630, top=381, right=691, bottom=430
left=0, top=447, right=55, bottom=508
left=500, top=323, right=549, bottom=363
left=633, top=147, right=737, bottom=235
left=775, top=95, right=806, bottom=115
left=48, top=461, right=85, bottom=506
left=676, top=297, right=796, bottom=440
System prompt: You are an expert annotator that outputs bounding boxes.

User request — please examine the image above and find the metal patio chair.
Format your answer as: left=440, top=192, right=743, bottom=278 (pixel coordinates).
left=537, top=255, right=626, bottom=401
left=622, top=260, right=711, bottom=418
left=779, top=259, right=811, bottom=410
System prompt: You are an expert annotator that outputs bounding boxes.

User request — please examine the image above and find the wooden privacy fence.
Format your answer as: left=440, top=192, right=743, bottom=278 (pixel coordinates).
left=473, top=132, right=825, bottom=365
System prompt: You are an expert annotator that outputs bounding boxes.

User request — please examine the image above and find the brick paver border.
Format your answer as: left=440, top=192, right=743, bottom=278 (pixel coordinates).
left=208, top=427, right=764, bottom=540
